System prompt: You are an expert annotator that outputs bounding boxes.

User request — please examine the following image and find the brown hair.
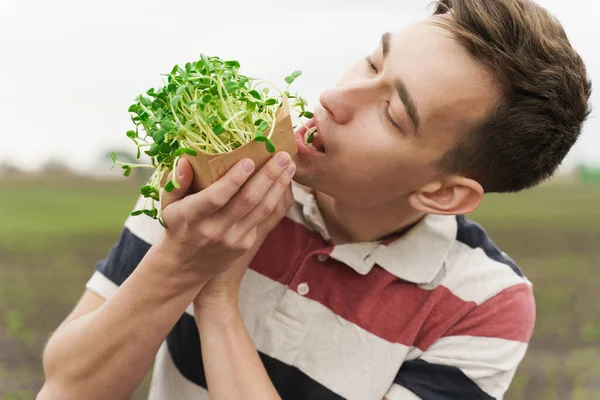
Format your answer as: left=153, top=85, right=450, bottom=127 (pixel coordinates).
left=431, top=0, right=592, bottom=193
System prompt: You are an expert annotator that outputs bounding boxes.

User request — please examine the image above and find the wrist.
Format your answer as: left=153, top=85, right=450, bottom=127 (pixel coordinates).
left=194, top=301, right=239, bottom=329
left=150, top=235, right=212, bottom=289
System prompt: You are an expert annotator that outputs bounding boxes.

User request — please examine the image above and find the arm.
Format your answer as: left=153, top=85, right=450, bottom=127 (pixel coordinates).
left=38, top=241, right=210, bottom=400
left=195, top=305, right=282, bottom=400
left=39, top=153, right=295, bottom=400
left=190, top=155, right=296, bottom=400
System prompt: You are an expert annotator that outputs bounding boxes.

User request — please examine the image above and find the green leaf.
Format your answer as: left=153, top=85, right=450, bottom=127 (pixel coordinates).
left=292, top=70, right=302, bottom=78
left=171, top=64, right=179, bottom=75
left=110, top=152, right=117, bottom=163
left=225, top=82, right=240, bottom=92
left=258, top=120, right=269, bottom=132
left=264, top=98, right=277, bottom=106
left=300, top=111, right=314, bottom=119
left=128, top=104, right=139, bottom=113
left=202, top=93, right=213, bottom=103
left=130, top=210, right=144, bottom=216
left=307, top=130, right=315, bottom=143
left=142, top=209, right=158, bottom=218
left=161, top=120, right=175, bottom=132
left=254, top=118, right=265, bottom=127
left=164, top=181, right=175, bottom=192
left=123, top=167, right=131, bottom=177
left=224, top=60, right=240, bottom=68
left=138, top=111, right=149, bottom=122
left=170, top=95, right=181, bottom=107
left=213, top=124, right=225, bottom=135
left=174, top=147, right=198, bottom=157
left=140, top=185, right=157, bottom=196
left=148, top=143, right=160, bottom=156
left=265, top=139, right=276, bottom=153
left=167, top=83, right=177, bottom=93
left=249, top=90, right=262, bottom=100
left=196, top=60, right=206, bottom=72
left=159, top=142, right=171, bottom=154
left=254, top=135, right=268, bottom=142
left=284, top=76, right=294, bottom=84
left=176, top=85, right=187, bottom=96
left=246, top=102, right=256, bottom=112
left=152, top=131, right=165, bottom=144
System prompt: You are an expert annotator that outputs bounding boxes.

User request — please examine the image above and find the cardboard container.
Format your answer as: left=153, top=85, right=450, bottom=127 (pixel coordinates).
left=184, top=95, right=298, bottom=192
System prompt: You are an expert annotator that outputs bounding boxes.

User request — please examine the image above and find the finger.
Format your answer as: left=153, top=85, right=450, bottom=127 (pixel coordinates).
left=161, top=158, right=194, bottom=211
left=257, top=184, right=295, bottom=237
left=235, top=161, right=295, bottom=237
left=184, top=157, right=256, bottom=217
left=215, top=152, right=292, bottom=226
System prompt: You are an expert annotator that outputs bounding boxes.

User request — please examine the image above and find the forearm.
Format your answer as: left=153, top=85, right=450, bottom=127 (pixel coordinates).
left=40, top=242, right=207, bottom=400
left=195, top=305, right=281, bottom=400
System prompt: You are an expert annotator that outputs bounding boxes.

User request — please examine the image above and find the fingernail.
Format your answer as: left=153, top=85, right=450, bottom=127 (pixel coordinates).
left=177, top=161, right=184, bottom=178
left=277, top=152, right=291, bottom=168
left=286, top=162, right=296, bottom=176
left=241, top=159, right=254, bottom=173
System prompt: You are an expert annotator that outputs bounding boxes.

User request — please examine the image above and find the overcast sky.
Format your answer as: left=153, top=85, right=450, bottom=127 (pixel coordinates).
left=0, top=0, right=597, bottom=173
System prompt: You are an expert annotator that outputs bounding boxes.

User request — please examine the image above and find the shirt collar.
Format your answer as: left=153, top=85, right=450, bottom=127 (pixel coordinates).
left=290, top=182, right=457, bottom=285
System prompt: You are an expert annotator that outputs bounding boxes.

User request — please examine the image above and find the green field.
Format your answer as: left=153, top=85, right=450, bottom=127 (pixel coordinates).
left=0, top=175, right=598, bottom=399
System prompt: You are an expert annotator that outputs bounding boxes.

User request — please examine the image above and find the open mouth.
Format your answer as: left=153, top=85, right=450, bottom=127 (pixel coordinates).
left=304, top=126, right=326, bottom=153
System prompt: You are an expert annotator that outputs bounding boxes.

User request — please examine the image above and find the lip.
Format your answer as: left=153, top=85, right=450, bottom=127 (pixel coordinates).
left=294, top=117, right=326, bottom=157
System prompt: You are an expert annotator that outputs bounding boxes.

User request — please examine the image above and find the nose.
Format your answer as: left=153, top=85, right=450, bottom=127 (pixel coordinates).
left=318, top=80, right=378, bottom=125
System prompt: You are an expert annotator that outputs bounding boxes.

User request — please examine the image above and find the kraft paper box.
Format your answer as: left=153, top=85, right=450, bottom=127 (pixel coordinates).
left=178, top=95, right=298, bottom=192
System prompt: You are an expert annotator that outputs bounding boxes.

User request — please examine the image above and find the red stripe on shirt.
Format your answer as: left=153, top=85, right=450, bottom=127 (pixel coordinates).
left=442, top=283, right=535, bottom=343
left=250, top=218, right=474, bottom=348
left=250, top=217, right=532, bottom=349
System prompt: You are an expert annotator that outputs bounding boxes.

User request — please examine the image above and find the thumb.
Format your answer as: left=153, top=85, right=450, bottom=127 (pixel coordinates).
left=161, top=158, right=194, bottom=211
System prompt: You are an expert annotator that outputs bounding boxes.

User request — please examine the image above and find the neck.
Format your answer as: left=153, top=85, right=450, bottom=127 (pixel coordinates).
left=315, top=191, right=425, bottom=244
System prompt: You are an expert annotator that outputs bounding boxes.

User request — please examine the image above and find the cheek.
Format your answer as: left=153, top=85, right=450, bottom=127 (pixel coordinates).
left=331, top=142, right=435, bottom=194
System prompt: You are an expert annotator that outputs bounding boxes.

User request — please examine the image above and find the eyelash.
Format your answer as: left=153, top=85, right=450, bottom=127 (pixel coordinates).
left=365, top=56, right=402, bottom=132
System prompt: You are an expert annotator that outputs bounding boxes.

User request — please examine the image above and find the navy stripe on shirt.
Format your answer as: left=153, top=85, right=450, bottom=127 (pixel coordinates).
left=455, top=215, right=523, bottom=277
left=395, top=360, right=495, bottom=400
left=167, top=313, right=345, bottom=400
left=95, top=227, right=151, bottom=286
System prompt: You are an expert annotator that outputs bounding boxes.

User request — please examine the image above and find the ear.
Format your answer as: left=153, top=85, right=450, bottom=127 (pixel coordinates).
left=408, top=177, right=484, bottom=216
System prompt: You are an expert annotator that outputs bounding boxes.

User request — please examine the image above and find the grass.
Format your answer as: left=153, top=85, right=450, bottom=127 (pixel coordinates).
left=0, top=174, right=598, bottom=398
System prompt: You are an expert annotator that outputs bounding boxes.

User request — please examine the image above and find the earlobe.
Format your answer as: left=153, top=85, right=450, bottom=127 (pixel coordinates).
left=408, top=178, right=484, bottom=216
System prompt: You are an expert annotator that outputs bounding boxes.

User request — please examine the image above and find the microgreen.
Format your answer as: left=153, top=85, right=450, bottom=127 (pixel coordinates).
left=112, top=54, right=314, bottom=224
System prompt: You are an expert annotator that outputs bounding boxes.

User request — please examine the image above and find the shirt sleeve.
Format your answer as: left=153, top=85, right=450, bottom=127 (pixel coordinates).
left=385, top=282, right=535, bottom=400
left=85, top=195, right=165, bottom=300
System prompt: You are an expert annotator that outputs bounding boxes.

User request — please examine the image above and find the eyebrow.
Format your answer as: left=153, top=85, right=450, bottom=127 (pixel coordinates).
left=381, top=32, right=421, bottom=135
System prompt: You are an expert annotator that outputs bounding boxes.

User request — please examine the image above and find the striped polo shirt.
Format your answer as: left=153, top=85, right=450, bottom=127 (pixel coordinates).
left=86, top=182, right=535, bottom=400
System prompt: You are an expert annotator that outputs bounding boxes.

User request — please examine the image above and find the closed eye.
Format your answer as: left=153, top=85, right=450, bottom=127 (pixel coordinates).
left=365, top=56, right=403, bottom=132
left=365, top=56, right=378, bottom=73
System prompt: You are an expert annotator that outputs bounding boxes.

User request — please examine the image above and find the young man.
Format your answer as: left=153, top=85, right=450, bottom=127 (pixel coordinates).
left=38, top=0, right=591, bottom=399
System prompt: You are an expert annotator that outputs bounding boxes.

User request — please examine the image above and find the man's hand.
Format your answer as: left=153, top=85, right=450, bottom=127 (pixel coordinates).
left=193, top=181, right=294, bottom=313
left=157, top=151, right=296, bottom=291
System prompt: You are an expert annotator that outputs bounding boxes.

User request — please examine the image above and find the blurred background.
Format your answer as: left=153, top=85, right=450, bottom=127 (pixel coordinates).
left=0, top=0, right=598, bottom=399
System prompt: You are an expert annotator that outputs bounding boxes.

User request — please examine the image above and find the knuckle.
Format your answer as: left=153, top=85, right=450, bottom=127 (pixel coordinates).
left=207, top=194, right=227, bottom=209
left=263, top=166, right=280, bottom=183
left=240, top=191, right=259, bottom=208
left=260, top=201, right=277, bottom=218
left=230, top=170, right=249, bottom=187
left=274, top=177, right=289, bottom=191
left=200, top=225, right=223, bottom=243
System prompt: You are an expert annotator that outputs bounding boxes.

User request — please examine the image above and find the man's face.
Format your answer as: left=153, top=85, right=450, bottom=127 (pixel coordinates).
left=292, top=18, right=500, bottom=207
